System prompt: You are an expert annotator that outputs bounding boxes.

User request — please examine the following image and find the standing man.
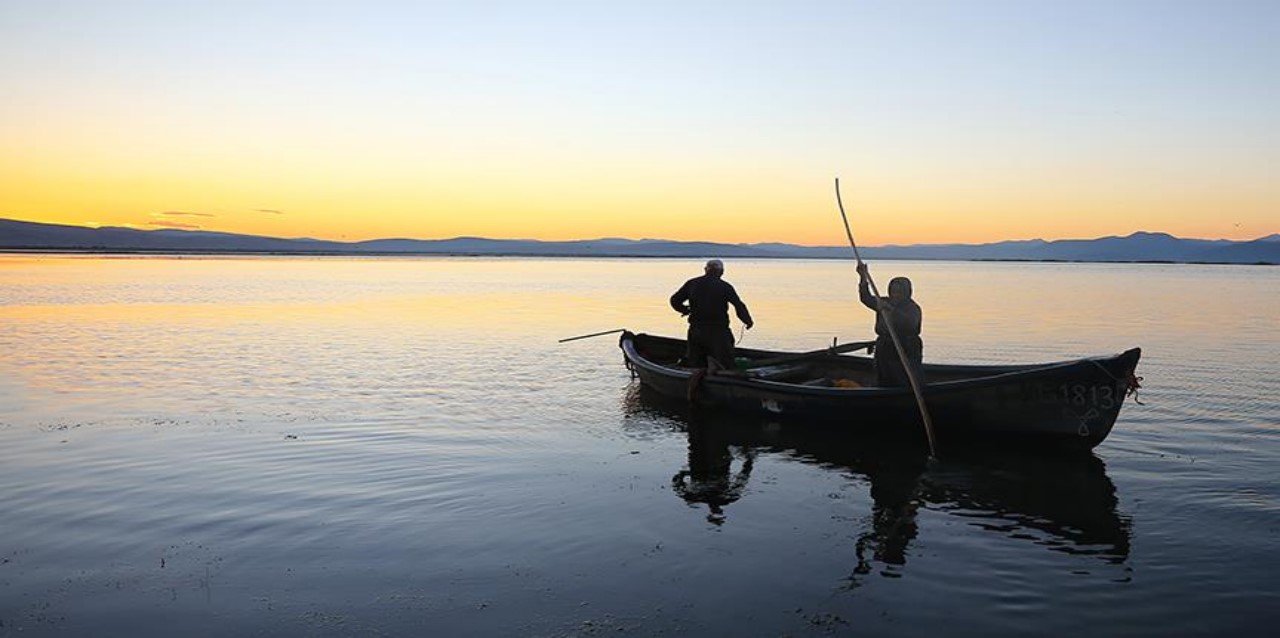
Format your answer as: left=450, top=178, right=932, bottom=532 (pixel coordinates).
left=857, top=262, right=922, bottom=387
left=670, top=259, right=754, bottom=370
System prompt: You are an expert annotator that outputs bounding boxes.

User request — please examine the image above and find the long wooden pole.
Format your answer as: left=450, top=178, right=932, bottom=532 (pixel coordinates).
left=835, top=178, right=940, bottom=458
left=558, top=328, right=626, bottom=343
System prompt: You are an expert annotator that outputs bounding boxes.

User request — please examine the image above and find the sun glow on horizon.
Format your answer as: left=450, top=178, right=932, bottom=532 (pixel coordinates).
left=2, top=2, right=1276, bottom=246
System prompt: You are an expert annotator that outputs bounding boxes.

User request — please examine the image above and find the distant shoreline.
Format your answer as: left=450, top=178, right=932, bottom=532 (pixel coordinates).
left=2, top=248, right=1273, bottom=266
left=4, top=219, right=1276, bottom=264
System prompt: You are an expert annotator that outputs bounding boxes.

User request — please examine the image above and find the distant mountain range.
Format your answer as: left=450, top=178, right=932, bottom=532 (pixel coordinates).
left=2, top=217, right=1277, bottom=264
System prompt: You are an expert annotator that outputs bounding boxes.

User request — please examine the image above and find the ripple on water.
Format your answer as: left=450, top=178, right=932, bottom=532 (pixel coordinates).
left=2, top=257, right=1277, bottom=636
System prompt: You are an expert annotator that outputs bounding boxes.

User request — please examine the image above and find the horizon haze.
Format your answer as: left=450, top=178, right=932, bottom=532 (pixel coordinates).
left=3, top=217, right=1276, bottom=264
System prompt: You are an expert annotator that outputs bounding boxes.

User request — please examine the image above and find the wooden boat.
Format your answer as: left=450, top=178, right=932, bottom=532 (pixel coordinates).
left=619, top=331, right=1142, bottom=450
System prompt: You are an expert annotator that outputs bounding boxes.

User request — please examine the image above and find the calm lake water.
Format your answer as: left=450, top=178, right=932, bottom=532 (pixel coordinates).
left=1, top=255, right=1277, bottom=637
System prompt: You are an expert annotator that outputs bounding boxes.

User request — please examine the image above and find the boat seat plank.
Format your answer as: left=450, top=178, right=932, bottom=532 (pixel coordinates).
left=750, top=364, right=810, bottom=381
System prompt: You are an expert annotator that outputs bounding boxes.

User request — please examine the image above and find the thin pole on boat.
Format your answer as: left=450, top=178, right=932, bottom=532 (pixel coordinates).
left=835, top=178, right=940, bottom=458
left=558, top=328, right=626, bottom=343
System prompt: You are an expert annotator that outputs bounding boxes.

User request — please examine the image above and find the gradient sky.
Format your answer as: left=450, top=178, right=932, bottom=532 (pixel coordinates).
left=1, top=0, right=1276, bottom=245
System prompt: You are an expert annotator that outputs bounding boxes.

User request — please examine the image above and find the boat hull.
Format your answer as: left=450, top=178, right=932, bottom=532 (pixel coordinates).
left=620, top=332, right=1142, bottom=450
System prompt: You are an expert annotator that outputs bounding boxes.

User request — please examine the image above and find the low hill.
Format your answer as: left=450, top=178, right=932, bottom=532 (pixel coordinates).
left=1, top=218, right=1275, bottom=264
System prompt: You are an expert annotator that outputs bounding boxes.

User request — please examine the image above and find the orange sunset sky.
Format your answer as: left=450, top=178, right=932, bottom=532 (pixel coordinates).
left=1, top=1, right=1276, bottom=246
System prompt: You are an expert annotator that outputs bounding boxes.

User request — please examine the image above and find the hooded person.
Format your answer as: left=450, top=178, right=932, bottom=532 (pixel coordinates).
left=669, top=259, right=754, bottom=371
left=857, top=263, right=923, bottom=387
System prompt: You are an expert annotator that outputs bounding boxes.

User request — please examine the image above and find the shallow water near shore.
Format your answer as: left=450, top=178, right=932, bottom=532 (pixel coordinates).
left=1, top=255, right=1277, bottom=636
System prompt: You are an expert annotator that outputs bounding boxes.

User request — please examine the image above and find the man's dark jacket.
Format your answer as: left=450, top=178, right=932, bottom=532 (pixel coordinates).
left=670, top=275, right=753, bottom=326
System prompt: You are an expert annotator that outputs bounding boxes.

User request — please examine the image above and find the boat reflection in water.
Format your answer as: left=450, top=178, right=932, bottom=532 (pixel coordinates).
left=623, top=384, right=1132, bottom=579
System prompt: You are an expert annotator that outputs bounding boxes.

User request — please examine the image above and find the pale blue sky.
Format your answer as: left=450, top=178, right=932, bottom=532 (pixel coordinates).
left=2, top=0, right=1276, bottom=243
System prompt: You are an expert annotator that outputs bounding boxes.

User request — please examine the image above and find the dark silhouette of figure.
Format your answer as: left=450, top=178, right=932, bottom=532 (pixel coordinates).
left=851, top=456, right=926, bottom=580
left=670, top=259, right=753, bottom=371
left=857, top=262, right=922, bottom=387
left=671, top=419, right=755, bottom=525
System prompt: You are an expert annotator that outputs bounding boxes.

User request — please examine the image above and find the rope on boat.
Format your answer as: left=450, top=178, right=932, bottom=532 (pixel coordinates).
left=1088, top=359, right=1146, bottom=405
left=1127, top=372, right=1145, bottom=405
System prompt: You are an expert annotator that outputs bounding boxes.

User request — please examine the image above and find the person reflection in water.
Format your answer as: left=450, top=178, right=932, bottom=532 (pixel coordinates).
left=851, top=457, right=925, bottom=581
left=670, top=259, right=754, bottom=371
left=671, top=421, right=755, bottom=525
left=857, top=262, right=922, bottom=387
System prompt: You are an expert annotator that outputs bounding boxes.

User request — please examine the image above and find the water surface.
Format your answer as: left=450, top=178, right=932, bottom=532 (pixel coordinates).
left=1, top=255, right=1276, bottom=636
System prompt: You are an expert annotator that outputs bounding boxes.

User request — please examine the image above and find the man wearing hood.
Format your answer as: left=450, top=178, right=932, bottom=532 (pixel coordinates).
left=857, top=262, right=923, bottom=387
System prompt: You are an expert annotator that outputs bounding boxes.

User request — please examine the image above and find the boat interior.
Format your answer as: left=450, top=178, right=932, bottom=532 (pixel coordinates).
left=631, top=333, right=1038, bottom=389
left=632, top=335, right=879, bottom=388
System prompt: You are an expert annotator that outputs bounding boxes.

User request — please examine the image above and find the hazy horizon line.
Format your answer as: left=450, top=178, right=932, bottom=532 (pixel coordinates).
left=4, top=216, right=1276, bottom=248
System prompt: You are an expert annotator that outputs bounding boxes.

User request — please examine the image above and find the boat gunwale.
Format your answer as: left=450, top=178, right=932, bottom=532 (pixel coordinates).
left=622, top=332, right=1139, bottom=398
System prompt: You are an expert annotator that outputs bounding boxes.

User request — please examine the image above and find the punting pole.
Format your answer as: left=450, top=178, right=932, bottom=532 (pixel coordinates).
left=558, top=328, right=627, bottom=343
left=834, top=178, right=940, bottom=459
